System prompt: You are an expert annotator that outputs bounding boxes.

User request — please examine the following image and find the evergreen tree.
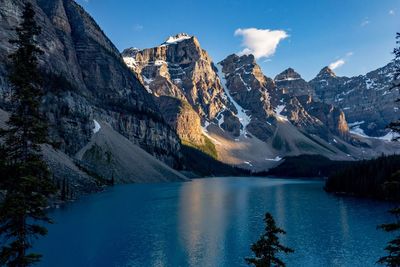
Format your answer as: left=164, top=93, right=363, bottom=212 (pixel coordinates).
left=378, top=33, right=400, bottom=267
left=0, top=3, right=55, bottom=266
left=245, top=212, right=294, bottom=267
left=388, top=32, right=400, bottom=139
left=378, top=207, right=400, bottom=266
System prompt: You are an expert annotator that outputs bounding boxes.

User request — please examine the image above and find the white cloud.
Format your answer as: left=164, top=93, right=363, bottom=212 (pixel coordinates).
left=234, top=28, right=288, bottom=59
left=328, top=52, right=353, bottom=70
left=389, top=10, right=395, bottom=15
left=329, top=59, right=345, bottom=70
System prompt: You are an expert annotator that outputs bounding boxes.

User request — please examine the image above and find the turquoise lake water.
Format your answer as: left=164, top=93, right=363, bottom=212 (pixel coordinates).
left=36, top=177, right=394, bottom=267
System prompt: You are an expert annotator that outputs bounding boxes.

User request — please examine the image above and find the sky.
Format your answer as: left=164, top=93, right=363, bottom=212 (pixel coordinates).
left=76, top=0, right=400, bottom=80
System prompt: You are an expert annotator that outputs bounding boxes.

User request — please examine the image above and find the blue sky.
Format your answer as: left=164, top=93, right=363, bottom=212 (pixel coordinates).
left=76, top=0, right=399, bottom=80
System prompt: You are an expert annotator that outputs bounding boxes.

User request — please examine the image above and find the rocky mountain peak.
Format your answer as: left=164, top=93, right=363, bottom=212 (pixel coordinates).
left=122, top=33, right=228, bottom=121
left=274, top=68, right=316, bottom=98
left=311, top=62, right=400, bottom=136
left=163, top=33, right=194, bottom=45
left=275, top=68, right=302, bottom=81
left=317, top=66, right=337, bottom=79
left=121, top=47, right=140, bottom=56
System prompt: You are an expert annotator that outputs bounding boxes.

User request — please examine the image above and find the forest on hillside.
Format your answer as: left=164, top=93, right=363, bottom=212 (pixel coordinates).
left=325, top=154, right=400, bottom=201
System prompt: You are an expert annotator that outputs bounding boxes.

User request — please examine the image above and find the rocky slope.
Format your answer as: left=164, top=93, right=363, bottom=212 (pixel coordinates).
left=122, top=34, right=242, bottom=151
left=219, top=55, right=350, bottom=142
left=273, top=68, right=350, bottom=140
left=124, top=37, right=370, bottom=170
left=122, top=33, right=228, bottom=120
left=0, top=0, right=186, bottom=194
left=310, top=63, right=400, bottom=137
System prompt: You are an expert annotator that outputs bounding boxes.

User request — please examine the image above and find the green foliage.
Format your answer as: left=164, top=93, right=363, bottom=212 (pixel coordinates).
left=182, top=134, right=218, bottom=159
left=325, top=154, right=400, bottom=201
left=377, top=207, right=400, bottom=266
left=0, top=3, right=55, bottom=266
left=180, top=145, right=251, bottom=177
left=245, top=212, right=294, bottom=267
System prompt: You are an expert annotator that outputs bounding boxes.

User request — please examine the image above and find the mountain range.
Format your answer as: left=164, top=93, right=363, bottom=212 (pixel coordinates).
left=122, top=33, right=400, bottom=170
left=0, top=0, right=399, bottom=196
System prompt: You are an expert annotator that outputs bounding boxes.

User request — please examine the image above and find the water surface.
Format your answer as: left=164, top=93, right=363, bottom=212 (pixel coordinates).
left=36, top=177, right=394, bottom=267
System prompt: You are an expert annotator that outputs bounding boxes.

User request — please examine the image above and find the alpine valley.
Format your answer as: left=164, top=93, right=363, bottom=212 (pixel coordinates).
left=0, top=0, right=399, bottom=196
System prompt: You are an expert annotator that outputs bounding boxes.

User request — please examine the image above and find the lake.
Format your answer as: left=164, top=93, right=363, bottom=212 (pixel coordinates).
left=36, top=177, right=394, bottom=267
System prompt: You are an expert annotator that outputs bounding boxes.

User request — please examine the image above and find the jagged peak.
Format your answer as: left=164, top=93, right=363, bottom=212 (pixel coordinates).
left=275, top=68, right=302, bottom=82
left=163, top=33, right=193, bottom=45
left=219, top=53, right=257, bottom=68
left=317, top=66, right=337, bottom=78
left=121, top=47, right=140, bottom=57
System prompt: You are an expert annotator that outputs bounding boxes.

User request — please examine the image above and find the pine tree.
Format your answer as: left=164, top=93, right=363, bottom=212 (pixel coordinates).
left=245, top=212, right=294, bottom=267
left=0, top=3, right=55, bottom=266
left=378, top=33, right=400, bottom=267
left=388, top=32, right=400, bottom=140
left=378, top=207, right=400, bottom=266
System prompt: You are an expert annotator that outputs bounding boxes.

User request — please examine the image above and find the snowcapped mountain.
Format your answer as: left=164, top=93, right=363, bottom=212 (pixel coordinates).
left=310, top=63, right=399, bottom=137
left=122, top=35, right=400, bottom=170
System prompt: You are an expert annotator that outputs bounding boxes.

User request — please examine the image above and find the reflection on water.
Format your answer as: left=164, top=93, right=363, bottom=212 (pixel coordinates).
left=36, top=178, right=393, bottom=267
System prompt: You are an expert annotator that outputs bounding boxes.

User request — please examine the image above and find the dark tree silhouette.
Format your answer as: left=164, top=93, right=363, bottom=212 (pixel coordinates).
left=245, top=212, right=294, bottom=267
left=377, top=32, right=400, bottom=267
left=378, top=207, right=400, bottom=266
left=388, top=32, right=400, bottom=140
left=0, top=3, right=55, bottom=266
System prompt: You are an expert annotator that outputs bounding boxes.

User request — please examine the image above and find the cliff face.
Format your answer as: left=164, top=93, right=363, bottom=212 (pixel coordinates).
left=273, top=68, right=350, bottom=140
left=122, top=34, right=244, bottom=151
left=123, top=38, right=361, bottom=168
left=0, top=0, right=181, bottom=167
left=310, top=64, right=400, bottom=137
left=219, top=55, right=350, bottom=142
left=122, top=33, right=227, bottom=121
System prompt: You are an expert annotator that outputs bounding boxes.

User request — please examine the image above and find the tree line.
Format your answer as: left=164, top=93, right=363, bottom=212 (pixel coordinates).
left=324, top=154, right=400, bottom=201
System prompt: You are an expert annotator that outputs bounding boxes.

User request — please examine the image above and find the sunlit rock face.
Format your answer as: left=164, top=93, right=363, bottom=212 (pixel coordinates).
left=122, top=34, right=243, bottom=144
left=218, top=55, right=350, bottom=142
left=310, top=64, right=400, bottom=136
left=275, top=68, right=317, bottom=98
left=122, top=33, right=228, bottom=121
left=0, top=0, right=182, bottom=167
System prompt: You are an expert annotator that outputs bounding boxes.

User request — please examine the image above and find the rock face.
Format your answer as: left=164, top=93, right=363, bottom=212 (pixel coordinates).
left=218, top=54, right=275, bottom=140
left=157, top=96, right=206, bottom=146
left=273, top=68, right=350, bottom=140
left=123, top=38, right=359, bottom=167
left=124, top=39, right=349, bottom=154
left=275, top=68, right=316, bottom=98
left=219, top=55, right=350, bottom=142
left=0, top=0, right=183, bottom=187
left=122, top=33, right=227, bottom=120
left=310, top=64, right=400, bottom=136
left=0, top=0, right=182, bottom=164
left=122, top=34, right=243, bottom=151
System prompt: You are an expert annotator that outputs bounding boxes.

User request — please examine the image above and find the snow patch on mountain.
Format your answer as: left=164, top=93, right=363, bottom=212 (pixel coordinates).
left=163, top=33, right=192, bottom=45
left=216, top=64, right=251, bottom=135
left=349, top=121, right=398, bottom=141
left=93, top=120, right=101, bottom=134
left=275, top=105, right=288, bottom=122
left=265, top=156, right=282, bottom=161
